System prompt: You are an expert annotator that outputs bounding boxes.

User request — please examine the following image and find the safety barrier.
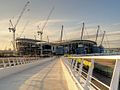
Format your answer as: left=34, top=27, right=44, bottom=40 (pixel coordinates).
left=0, top=57, right=40, bottom=68
left=71, top=52, right=120, bottom=57
left=65, top=55, right=120, bottom=90
left=0, top=57, right=54, bottom=79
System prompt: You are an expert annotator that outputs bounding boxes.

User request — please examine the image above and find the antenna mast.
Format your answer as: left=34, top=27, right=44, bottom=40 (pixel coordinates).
left=81, top=22, right=84, bottom=40
left=95, top=25, right=100, bottom=42
left=60, top=25, right=63, bottom=42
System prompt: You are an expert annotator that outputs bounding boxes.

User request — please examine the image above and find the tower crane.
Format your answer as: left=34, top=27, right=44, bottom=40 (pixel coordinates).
left=47, top=35, right=49, bottom=43
left=37, top=7, right=54, bottom=56
left=37, top=25, right=43, bottom=41
left=8, top=1, right=30, bottom=51
left=19, top=21, right=29, bottom=38
left=37, top=7, right=54, bottom=41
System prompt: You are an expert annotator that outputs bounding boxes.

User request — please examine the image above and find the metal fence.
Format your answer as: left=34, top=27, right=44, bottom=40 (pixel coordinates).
left=65, top=56, right=120, bottom=90
left=0, top=57, right=40, bottom=68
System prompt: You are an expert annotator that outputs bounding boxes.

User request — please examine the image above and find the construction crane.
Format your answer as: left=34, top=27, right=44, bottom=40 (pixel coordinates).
left=19, top=21, right=29, bottom=38
left=37, top=7, right=54, bottom=56
left=81, top=22, right=85, bottom=40
left=95, top=25, right=100, bottom=42
left=37, top=25, right=43, bottom=41
left=37, top=7, right=54, bottom=41
left=8, top=1, right=30, bottom=51
left=100, top=31, right=106, bottom=46
left=60, top=25, right=63, bottom=42
left=47, top=35, right=49, bottom=43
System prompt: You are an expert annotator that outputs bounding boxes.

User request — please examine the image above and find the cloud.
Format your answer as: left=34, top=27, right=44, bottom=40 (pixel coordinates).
left=0, top=18, right=120, bottom=49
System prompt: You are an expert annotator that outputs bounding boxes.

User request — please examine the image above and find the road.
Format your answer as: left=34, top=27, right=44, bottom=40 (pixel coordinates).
left=0, top=57, right=78, bottom=90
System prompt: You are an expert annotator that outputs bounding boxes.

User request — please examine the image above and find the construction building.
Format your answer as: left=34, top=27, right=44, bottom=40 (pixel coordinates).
left=16, top=38, right=52, bottom=56
left=16, top=38, right=104, bottom=56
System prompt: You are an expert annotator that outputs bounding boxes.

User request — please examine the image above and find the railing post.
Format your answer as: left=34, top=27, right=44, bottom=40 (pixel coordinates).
left=71, top=59, right=75, bottom=68
left=78, top=58, right=84, bottom=82
left=2, top=59, right=6, bottom=68
left=84, top=59, right=94, bottom=90
left=16, top=58, right=19, bottom=65
left=19, top=58, right=22, bottom=64
left=8, top=58, right=11, bottom=67
left=13, top=58, right=16, bottom=66
left=109, top=59, right=120, bottom=90
left=74, top=59, right=78, bottom=77
left=74, top=59, right=78, bottom=71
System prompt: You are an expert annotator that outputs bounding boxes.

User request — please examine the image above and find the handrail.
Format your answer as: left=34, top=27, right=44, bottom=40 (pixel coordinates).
left=65, top=55, right=120, bottom=90
left=0, top=57, right=40, bottom=69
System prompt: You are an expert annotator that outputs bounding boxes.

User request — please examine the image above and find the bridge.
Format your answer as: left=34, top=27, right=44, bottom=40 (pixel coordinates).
left=0, top=55, right=119, bottom=90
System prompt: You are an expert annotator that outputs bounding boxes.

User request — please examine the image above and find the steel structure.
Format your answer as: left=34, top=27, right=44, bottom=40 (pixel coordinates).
left=8, top=1, right=30, bottom=51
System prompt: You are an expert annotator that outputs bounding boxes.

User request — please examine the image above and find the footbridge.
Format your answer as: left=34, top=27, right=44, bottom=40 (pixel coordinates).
left=0, top=55, right=119, bottom=90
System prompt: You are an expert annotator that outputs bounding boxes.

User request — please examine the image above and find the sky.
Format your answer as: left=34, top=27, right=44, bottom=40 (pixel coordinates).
left=0, top=0, right=120, bottom=50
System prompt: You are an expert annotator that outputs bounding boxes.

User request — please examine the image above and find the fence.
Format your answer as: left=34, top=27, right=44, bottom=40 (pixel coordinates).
left=0, top=57, right=40, bottom=68
left=65, top=55, right=120, bottom=90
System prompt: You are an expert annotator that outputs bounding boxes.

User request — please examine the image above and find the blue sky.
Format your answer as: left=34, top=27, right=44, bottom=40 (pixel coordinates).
left=0, top=0, right=120, bottom=49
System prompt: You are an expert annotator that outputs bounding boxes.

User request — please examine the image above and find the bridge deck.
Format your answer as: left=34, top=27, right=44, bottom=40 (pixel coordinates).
left=0, top=57, right=78, bottom=90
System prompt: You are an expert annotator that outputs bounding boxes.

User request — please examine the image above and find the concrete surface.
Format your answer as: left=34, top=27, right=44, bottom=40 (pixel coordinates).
left=0, top=57, right=78, bottom=90
left=19, top=58, right=69, bottom=90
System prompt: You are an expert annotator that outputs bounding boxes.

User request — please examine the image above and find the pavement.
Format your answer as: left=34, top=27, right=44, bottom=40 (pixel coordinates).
left=0, top=57, right=78, bottom=90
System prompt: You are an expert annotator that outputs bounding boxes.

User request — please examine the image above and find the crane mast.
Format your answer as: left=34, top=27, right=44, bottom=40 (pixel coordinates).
left=8, top=1, right=30, bottom=51
left=37, top=26, right=43, bottom=41
left=41, top=7, right=54, bottom=33
left=47, top=36, right=49, bottom=43
left=37, top=7, right=54, bottom=41
left=37, top=7, right=54, bottom=56
left=19, top=21, right=29, bottom=38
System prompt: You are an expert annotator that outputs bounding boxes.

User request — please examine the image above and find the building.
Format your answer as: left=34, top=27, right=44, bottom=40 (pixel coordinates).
left=16, top=38, right=104, bottom=56
left=16, top=38, right=52, bottom=56
left=54, top=40, right=103, bottom=55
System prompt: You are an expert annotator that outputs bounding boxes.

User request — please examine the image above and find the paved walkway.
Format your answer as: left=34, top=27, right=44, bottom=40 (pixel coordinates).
left=19, top=58, right=77, bottom=90
left=0, top=57, right=78, bottom=90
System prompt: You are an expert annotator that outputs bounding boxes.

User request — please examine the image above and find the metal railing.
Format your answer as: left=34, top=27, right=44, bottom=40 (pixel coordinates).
left=0, top=57, right=40, bottom=68
left=65, top=55, right=120, bottom=90
left=71, top=52, right=120, bottom=57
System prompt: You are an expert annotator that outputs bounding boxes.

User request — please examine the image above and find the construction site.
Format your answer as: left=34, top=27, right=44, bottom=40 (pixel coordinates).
left=0, top=1, right=120, bottom=90
left=1, top=1, right=105, bottom=57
